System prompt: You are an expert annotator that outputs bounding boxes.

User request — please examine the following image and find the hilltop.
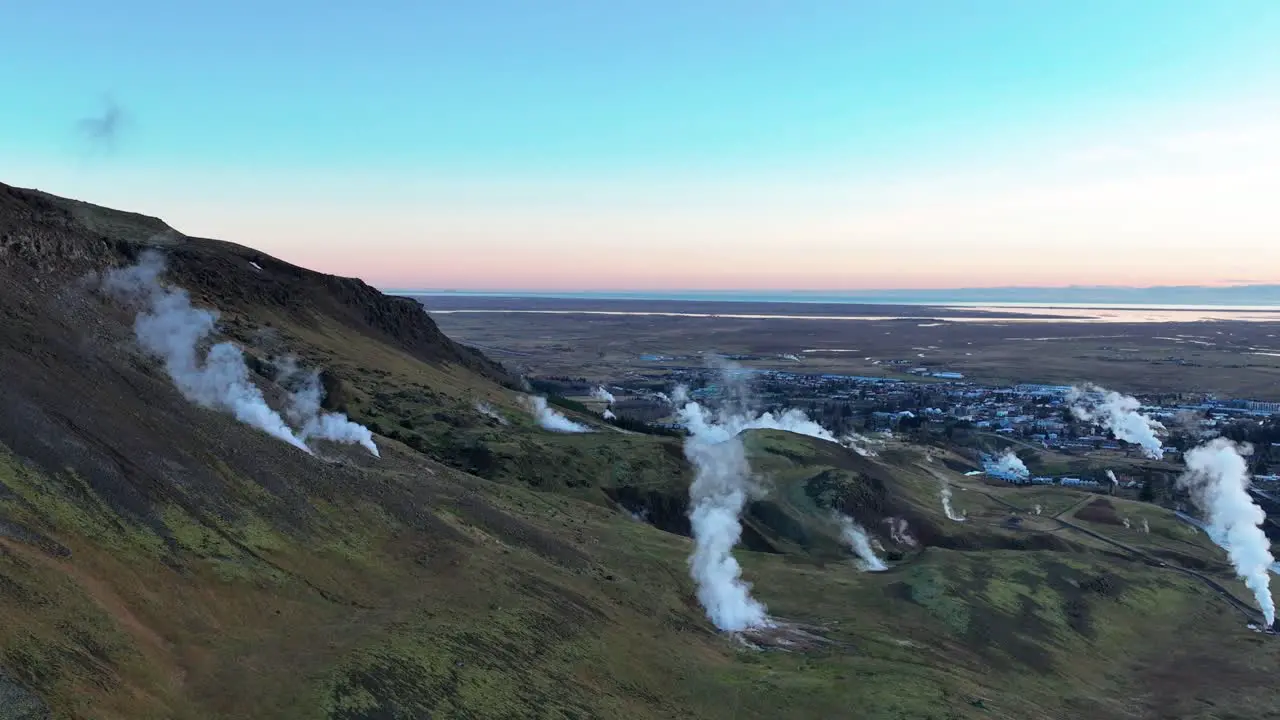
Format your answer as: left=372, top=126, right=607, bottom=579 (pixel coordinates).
left=1, top=182, right=1279, bottom=719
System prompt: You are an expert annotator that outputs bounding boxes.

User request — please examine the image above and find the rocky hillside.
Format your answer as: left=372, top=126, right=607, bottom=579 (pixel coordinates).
left=1, top=182, right=1279, bottom=720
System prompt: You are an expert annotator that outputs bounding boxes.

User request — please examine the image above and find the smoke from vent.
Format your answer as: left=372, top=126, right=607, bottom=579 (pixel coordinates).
left=276, top=360, right=379, bottom=456
left=984, top=448, right=1029, bottom=480
left=1178, top=438, right=1275, bottom=626
left=1069, top=384, right=1165, bottom=459
left=102, top=252, right=311, bottom=453
left=1142, top=518, right=1150, bottom=534
left=602, top=408, right=616, bottom=420
left=834, top=513, right=887, bottom=571
left=1106, top=469, right=1118, bottom=486
left=1122, top=516, right=1131, bottom=529
left=591, top=386, right=616, bottom=404
left=523, top=396, right=591, bottom=433
left=1034, top=504, right=1042, bottom=516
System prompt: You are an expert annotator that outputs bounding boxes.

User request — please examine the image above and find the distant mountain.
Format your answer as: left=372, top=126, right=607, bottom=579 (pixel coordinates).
left=836, top=285, right=1280, bottom=307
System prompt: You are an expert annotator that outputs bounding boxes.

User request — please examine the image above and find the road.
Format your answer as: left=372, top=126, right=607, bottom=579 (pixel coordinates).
left=929, top=466, right=1264, bottom=624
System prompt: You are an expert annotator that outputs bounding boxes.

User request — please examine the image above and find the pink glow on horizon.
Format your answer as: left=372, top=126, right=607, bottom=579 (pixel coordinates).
left=7, top=98, right=1279, bottom=292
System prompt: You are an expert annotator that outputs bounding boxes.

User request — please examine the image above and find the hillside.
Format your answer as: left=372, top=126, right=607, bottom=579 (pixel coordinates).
left=1, top=182, right=1279, bottom=719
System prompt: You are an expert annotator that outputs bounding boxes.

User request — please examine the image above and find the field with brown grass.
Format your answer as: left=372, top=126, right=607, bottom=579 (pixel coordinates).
left=424, top=295, right=1280, bottom=399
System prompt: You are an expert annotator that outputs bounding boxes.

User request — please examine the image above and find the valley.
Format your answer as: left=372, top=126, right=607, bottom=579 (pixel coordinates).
left=1, top=182, right=1279, bottom=719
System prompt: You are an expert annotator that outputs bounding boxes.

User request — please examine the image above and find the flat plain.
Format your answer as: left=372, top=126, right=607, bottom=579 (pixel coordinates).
left=422, top=295, right=1280, bottom=399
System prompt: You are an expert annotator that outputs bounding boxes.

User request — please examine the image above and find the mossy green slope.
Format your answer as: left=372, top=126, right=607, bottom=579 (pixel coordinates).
left=2, top=182, right=1280, bottom=719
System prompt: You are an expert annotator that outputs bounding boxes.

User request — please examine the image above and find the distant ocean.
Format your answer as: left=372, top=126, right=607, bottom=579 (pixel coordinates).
left=398, top=288, right=1280, bottom=310
left=401, top=289, right=1280, bottom=324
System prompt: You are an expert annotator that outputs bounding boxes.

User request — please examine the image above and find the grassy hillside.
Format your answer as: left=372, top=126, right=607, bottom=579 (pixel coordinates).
left=2, top=182, right=1279, bottom=719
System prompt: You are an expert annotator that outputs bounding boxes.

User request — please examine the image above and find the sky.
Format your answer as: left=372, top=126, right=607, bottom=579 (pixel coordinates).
left=3, top=1, right=1280, bottom=291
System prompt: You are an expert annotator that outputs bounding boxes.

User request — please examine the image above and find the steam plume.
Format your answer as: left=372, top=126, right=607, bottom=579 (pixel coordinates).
left=1069, top=384, right=1165, bottom=459
left=102, top=251, right=310, bottom=453
left=1142, top=519, right=1150, bottom=534
left=840, top=432, right=879, bottom=457
left=670, top=385, right=690, bottom=406
left=675, top=371, right=844, bottom=631
left=1034, top=504, right=1042, bottom=516
left=834, top=513, right=887, bottom=571
left=475, top=401, right=509, bottom=425
left=939, top=481, right=966, bottom=522
left=1106, top=469, right=1118, bottom=486
left=678, top=401, right=771, bottom=631
left=523, top=396, right=591, bottom=433
left=277, top=359, right=379, bottom=456
left=592, top=386, right=617, bottom=420
left=884, top=517, right=917, bottom=546
left=984, top=448, right=1029, bottom=480
left=1178, top=439, right=1275, bottom=626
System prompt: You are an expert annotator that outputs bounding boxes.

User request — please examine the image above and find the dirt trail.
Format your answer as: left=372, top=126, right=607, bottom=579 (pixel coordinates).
left=943, top=479, right=1263, bottom=623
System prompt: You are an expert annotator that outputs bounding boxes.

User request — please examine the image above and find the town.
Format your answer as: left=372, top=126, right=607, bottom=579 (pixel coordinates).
left=537, top=362, right=1280, bottom=491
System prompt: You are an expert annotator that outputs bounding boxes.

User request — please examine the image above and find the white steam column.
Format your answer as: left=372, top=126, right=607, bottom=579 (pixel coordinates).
left=1069, top=384, right=1165, bottom=459
left=1178, top=439, right=1275, bottom=628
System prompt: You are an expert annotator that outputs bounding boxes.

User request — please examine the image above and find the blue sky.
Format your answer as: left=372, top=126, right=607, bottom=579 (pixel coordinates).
left=3, top=1, right=1279, bottom=289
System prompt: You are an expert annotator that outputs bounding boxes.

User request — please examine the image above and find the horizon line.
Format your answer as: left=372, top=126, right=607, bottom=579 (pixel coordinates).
left=386, top=284, right=1280, bottom=294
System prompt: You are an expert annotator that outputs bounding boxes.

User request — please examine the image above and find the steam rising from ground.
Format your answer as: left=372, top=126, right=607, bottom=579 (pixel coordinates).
left=835, top=514, right=887, bottom=571
left=475, top=401, right=509, bottom=425
left=840, top=432, right=879, bottom=457
left=670, top=386, right=689, bottom=406
left=678, top=400, right=771, bottom=631
left=1069, top=384, right=1165, bottom=459
left=523, top=396, right=591, bottom=433
left=884, top=517, right=917, bottom=546
left=1178, top=439, right=1275, bottom=626
left=675, top=377, right=848, bottom=631
left=744, top=409, right=837, bottom=440
left=277, top=359, right=379, bottom=456
left=939, top=481, right=966, bottom=522
left=103, top=252, right=381, bottom=456
left=984, top=448, right=1029, bottom=480
left=1106, top=469, right=1118, bottom=486
left=103, top=252, right=311, bottom=452
left=592, top=386, right=617, bottom=420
